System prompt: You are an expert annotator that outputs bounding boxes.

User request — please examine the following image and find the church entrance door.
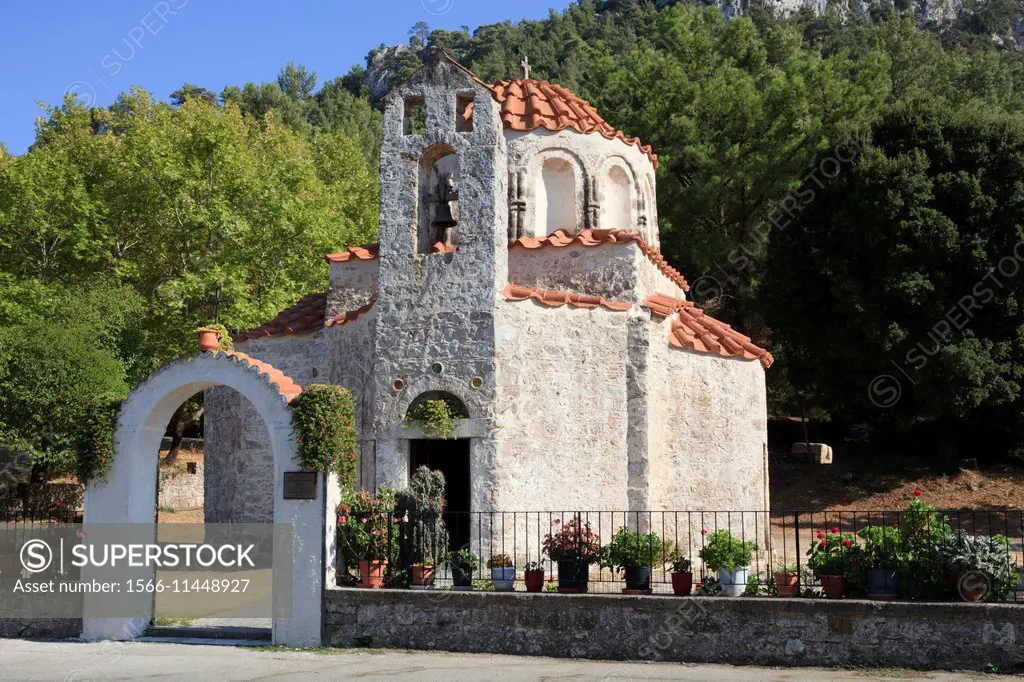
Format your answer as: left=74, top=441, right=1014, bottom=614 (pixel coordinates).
left=409, top=439, right=470, bottom=551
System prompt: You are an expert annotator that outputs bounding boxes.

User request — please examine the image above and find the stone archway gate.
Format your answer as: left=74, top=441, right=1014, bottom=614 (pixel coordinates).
left=82, top=351, right=331, bottom=647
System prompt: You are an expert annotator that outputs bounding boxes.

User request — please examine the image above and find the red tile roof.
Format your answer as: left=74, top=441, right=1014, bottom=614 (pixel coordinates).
left=233, top=295, right=375, bottom=343
left=511, top=229, right=690, bottom=293
left=324, top=244, right=380, bottom=264
left=487, top=79, right=657, bottom=169
left=219, top=352, right=302, bottom=402
left=325, top=300, right=376, bottom=328
left=501, top=284, right=632, bottom=311
left=643, top=294, right=774, bottom=368
left=440, top=52, right=657, bottom=169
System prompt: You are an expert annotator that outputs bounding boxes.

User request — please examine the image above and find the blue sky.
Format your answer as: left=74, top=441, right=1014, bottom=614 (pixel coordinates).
left=0, top=0, right=571, bottom=154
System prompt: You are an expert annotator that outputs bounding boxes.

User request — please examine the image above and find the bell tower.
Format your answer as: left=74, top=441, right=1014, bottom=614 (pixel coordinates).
left=370, top=52, right=508, bottom=497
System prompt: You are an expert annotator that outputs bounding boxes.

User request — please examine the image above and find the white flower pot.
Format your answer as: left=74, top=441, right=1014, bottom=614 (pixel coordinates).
left=717, top=566, right=749, bottom=597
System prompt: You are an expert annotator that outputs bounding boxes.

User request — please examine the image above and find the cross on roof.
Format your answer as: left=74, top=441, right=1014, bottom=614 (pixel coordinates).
left=520, top=55, right=531, bottom=80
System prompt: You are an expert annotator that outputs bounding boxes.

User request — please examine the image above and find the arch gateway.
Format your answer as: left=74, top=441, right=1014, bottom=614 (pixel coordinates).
left=83, top=351, right=334, bottom=648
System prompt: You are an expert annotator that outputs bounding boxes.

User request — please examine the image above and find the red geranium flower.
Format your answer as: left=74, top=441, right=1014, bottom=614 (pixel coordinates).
left=816, top=531, right=825, bottom=539
left=914, top=488, right=922, bottom=497
left=891, top=523, right=899, bottom=529
left=841, top=539, right=852, bottom=548
left=831, top=527, right=839, bottom=534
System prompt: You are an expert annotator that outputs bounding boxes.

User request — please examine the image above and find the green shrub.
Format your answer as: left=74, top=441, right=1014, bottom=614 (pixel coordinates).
left=857, top=525, right=906, bottom=569
left=405, top=395, right=467, bottom=440
left=446, top=548, right=478, bottom=575
left=937, top=532, right=1018, bottom=602
left=600, top=527, right=666, bottom=573
left=290, top=384, right=358, bottom=485
left=806, top=529, right=861, bottom=579
left=336, top=488, right=397, bottom=562
left=699, top=530, right=757, bottom=572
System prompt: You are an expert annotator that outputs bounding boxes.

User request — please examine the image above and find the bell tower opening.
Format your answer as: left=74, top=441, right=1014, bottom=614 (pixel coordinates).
left=418, top=144, right=460, bottom=253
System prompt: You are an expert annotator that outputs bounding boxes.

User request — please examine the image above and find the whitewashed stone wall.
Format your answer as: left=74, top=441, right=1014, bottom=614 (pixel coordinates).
left=508, top=242, right=688, bottom=305
left=646, top=315, right=770, bottom=547
left=493, top=300, right=630, bottom=513
left=327, top=259, right=379, bottom=319
left=157, top=460, right=204, bottom=510
left=505, top=128, right=659, bottom=247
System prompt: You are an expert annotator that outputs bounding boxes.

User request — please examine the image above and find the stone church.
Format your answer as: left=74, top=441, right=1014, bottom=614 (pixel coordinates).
left=203, top=53, right=772, bottom=528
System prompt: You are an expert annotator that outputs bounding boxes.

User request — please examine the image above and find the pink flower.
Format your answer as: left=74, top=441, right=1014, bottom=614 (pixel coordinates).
left=361, top=518, right=368, bottom=523
left=701, top=529, right=709, bottom=536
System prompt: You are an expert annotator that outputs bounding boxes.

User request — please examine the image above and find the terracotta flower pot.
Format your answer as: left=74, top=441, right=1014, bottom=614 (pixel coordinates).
left=197, top=329, right=220, bottom=352
left=524, top=569, right=545, bottom=593
left=411, top=563, right=435, bottom=587
left=774, top=572, right=800, bottom=597
left=671, top=572, right=693, bottom=596
left=357, top=560, right=387, bottom=589
left=819, top=574, right=845, bottom=599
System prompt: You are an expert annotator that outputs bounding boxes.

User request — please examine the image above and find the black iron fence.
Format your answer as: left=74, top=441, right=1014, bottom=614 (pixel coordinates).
left=337, top=509, right=1024, bottom=602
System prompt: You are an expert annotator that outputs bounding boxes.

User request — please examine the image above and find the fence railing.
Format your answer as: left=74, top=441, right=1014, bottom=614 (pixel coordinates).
left=337, top=509, right=1024, bottom=602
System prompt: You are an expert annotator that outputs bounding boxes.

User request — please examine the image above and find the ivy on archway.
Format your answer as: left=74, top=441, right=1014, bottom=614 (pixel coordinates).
left=290, top=384, right=358, bottom=488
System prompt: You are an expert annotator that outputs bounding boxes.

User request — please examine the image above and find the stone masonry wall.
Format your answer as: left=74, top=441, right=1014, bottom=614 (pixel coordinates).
left=493, top=300, right=630, bottom=514
left=646, top=315, right=770, bottom=546
left=325, top=589, right=1024, bottom=672
left=157, top=460, right=204, bottom=510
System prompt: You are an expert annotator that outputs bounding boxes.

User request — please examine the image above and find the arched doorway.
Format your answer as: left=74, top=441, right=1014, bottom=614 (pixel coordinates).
left=82, top=352, right=329, bottom=648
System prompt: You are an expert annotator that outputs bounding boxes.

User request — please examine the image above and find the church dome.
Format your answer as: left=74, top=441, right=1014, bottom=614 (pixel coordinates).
left=487, top=78, right=658, bottom=168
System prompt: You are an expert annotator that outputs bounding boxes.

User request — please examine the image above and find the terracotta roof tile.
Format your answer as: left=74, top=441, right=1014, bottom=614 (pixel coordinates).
left=218, top=352, right=303, bottom=403
left=325, top=300, right=376, bottom=328
left=324, top=244, right=380, bottom=264
left=501, top=283, right=631, bottom=312
left=643, top=294, right=774, bottom=369
left=234, top=295, right=375, bottom=343
left=488, top=79, right=657, bottom=169
left=511, top=229, right=690, bottom=293
left=438, top=52, right=657, bottom=169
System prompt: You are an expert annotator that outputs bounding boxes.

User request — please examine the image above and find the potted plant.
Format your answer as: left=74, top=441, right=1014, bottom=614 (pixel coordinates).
left=337, top=488, right=398, bottom=589
left=488, top=553, right=516, bottom=591
left=523, top=561, right=545, bottom=593
left=938, top=532, right=1018, bottom=602
left=773, top=561, right=800, bottom=598
left=857, top=525, right=904, bottom=600
left=699, top=530, right=757, bottom=597
left=446, top=548, right=478, bottom=590
left=396, top=467, right=448, bottom=588
left=600, top=527, right=665, bottom=593
left=542, top=517, right=602, bottom=593
left=668, top=551, right=693, bottom=596
left=806, top=528, right=858, bottom=599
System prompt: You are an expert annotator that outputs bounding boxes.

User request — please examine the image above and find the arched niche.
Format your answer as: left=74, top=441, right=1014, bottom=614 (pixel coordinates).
left=418, top=144, right=461, bottom=253
left=531, top=149, right=584, bottom=236
left=600, top=157, right=637, bottom=229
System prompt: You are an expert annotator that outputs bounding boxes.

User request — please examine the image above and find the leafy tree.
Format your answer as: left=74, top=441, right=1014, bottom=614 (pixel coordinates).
left=170, top=83, right=218, bottom=106
left=762, top=101, right=1024, bottom=457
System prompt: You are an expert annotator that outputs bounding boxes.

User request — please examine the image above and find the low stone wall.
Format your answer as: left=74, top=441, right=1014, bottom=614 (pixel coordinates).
left=0, top=619, right=81, bottom=640
left=325, top=589, right=1024, bottom=671
left=157, top=461, right=204, bottom=510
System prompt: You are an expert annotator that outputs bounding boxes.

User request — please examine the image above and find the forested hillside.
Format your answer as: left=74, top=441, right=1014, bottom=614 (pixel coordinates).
left=4, top=0, right=1024, bottom=485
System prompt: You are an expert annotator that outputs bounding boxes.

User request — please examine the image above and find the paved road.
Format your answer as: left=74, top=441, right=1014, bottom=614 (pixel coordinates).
left=0, top=640, right=991, bottom=681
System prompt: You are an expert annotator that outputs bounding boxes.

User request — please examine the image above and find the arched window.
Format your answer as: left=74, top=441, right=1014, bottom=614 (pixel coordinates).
left=535, top=157, right=578, bottom=236
left=602, top=164, right=633, bottom=229
left=419, top=145, right=460, bottom=253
